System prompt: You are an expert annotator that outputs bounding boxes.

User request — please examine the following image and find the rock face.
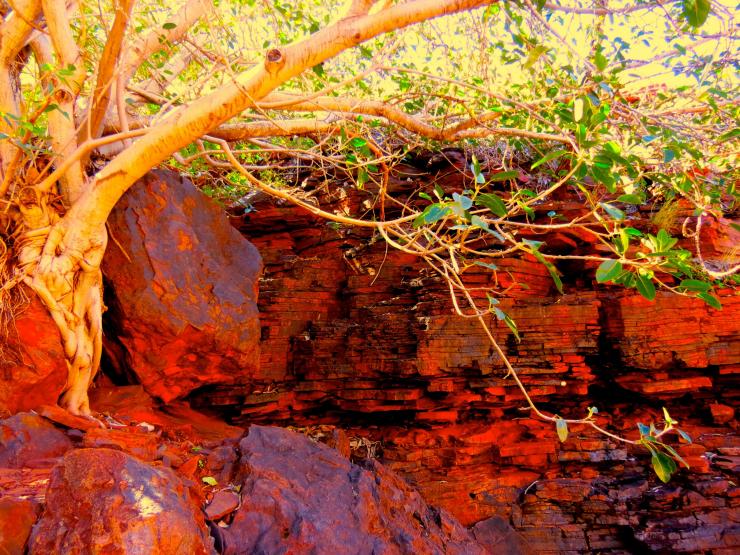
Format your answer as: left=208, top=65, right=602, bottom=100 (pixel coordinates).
left=0, top=497, right=39, bottom=555
left=188, top=158, right=739, bottom=553
left=28, top=448, right=214, bottom=554
left=0, top=295, right=67, bottom=416
left=102, top=170, right=262, bottom=402
left=0, top=413, right=72, bottom=468
left=221, top=425, right=520, bottom=554
left=0, top=394, right=512, bottom=555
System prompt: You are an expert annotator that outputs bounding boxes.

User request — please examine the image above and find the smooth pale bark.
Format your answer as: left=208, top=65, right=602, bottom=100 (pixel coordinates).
left=31, top=11, right=85, bottom=201
left=257, top=93, right=569, bottom=143
left=66, top=0, right=495, bottom=230
left=0, top=0, right=42, bottom=177
left=83, top=0, right=136, bottom=144
left=119, top=0, right=212, bottom=87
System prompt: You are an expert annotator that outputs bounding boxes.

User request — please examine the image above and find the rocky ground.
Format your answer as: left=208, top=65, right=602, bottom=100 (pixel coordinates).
left=1, top=166, right=738, bottom=553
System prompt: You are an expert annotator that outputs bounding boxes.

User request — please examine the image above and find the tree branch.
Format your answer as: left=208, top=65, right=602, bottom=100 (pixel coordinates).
left=37, top=0, right=86, bottom=200
left=259, top=92, right=570, bottom=143
left=62, top=0, right=495, bottom=231
left=82, top=0, right=135, bottom=144
left=119, top=0, right=212, bottom=94
left=0, top=0, right=42, bottom=175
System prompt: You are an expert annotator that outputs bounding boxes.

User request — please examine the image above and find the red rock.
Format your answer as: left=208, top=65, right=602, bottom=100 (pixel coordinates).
left=0, top=295, right=67, bottom=416
left=0, top=413, right=72, bottom=468
left=82, top=428, right=158, bottom=460
left=36, top=404, right=103, bottom=431
left=205, top=445, right=239, bottom=484
left=205, top=490, right=240, bottom=521
left=616, top=375, right=713, bottom=396
left=696, top=216, right=740, bottom=270
left=0, top=468, right=51, bottom=502
left=710, top=403, right=735, bottom=425
left=27, top=448, right=214, bottom=554
left=103, top=170, right=262, bottom=403
left=89, top=384, right=244, bottom=445
left=471, top=516, right=531, bottom=553
left=0, top=497, right=40, bottom=555
left=221, top=425, right=521, bottom=554
left=182, top=157, right=739, bottom=552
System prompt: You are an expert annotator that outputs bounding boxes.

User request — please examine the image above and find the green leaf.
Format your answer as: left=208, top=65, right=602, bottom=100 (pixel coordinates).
left=662, top=407, right=677, bottom=426
left=475, top=193, right=508, bottom=218
left=678, top=429, right=692, bottom=444
left=418, top=192, right=433, bottom=201
left=651, top=451, right=678, bottom=483
left=413, top=204, right=450, bottom=228
left=660, top=443, right=689, bottom=469
left=635, top=273, right=656, bottom=301
left=532, top=250, right=563, bottom=293
left=531, top=150, right=568, bottom=170
left=656, top=229, right=677, bottom=250
left=595, top=260, right=623, bottom=283
left=697, top=292, right=722, bottom=310
left=452, top=192, right=473, bottom=211
left=488, top=170, right=519, bottom=182
left=493, top=306, right=520, bottom=341
left=162, top=22, right=177, bottom=30
left=555, top=418, right=568, bottom=442
left=474, top=261, right=499, bottom=271
left=574, top=97, right=585, bottom=122
left=594, top=50, right=608, bottom=71
left=470, top=155, right=485, bottom=184
left=617, top=194, right=644, bottom=204
left=470, top=215, right=489, bottom=230
left=718, top=128, right=740, bottom=141
left=202, top=476, right=218, bottom=486
left=681, top=0, right=711, bottom=27
left=599, top=202, right=625, bottom=221
left=678, top=279, right=711, bottom=292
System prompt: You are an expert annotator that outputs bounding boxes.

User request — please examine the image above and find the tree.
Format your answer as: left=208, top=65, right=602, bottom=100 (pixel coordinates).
left=0, top=0, right=736, bottom=477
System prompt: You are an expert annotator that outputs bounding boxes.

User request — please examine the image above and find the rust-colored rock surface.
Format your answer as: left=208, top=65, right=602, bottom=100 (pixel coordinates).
left=221, top=425, right=521, bottom=554
left=103, top=170, right=262, bottom=402
left=0, top=413, right=72, bottom=468
left=0, top=295, right=67, bottom=416
left=0, top=393, right=503, bottom=555
left=28, top=447, right=215, bottom=554
left=187, top=158, right=739, bottom=553
left=0, top=497, right=39, bottom=555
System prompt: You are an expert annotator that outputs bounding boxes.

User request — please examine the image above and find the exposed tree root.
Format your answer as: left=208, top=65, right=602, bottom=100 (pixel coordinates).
left=10, top=186, right=106, bottom=416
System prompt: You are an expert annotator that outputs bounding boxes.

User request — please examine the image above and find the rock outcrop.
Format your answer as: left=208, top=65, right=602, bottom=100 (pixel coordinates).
left=0, top=295, right=67, bottom=416
left=0, top=413, right=72, bottom=468
left=0, top=394, right=512, bottom=554
left=28, top=448, right=215, bottom=554
left=221, top=425, right=522, bottom=554
left=187, top=159, right=739, bottom=553
left=102, top=170, right=263, bottom=402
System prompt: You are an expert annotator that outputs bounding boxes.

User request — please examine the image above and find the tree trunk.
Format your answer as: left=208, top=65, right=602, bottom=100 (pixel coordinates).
left=16, top=188, right=106, bottom=415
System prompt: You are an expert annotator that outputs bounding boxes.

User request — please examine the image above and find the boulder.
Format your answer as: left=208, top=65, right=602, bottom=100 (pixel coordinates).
left=0, top=295, right=67, bottom=416
left=0, top=497, right=40, bottom=555
left=220, top=425, right=522, bottom=555
left=28, top=448, right=214, bottom=554
left=102, top=170, right=262, bottom=403
left=0, top=412, right=72, bottom=468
